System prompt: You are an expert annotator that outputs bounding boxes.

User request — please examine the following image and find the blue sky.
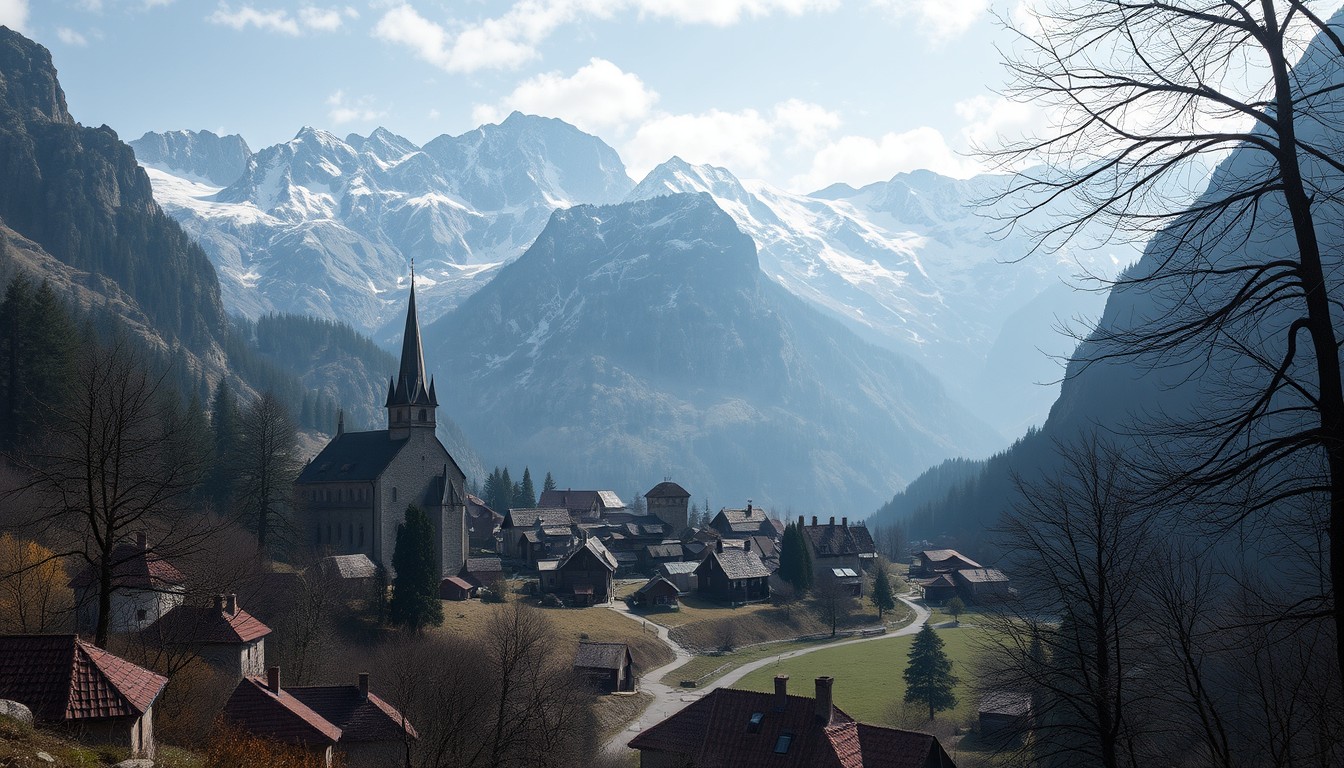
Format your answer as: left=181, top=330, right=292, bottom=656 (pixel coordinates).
left=4, top=1, right=1033, bottom=191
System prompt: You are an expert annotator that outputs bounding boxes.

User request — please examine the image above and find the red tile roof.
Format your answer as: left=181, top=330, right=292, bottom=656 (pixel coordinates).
left=143, top=601, right=271, bottom=645
left=285, top=685, right=418, bottom=742
left=69, top=542, right=186, bottom=590
left=0, top=635, right=167, bottom=722
left=224, top=677, right=342, bottom=746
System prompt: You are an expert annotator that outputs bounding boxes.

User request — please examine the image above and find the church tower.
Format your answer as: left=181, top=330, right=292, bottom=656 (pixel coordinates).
left=386, top=278, right=437, bottom=440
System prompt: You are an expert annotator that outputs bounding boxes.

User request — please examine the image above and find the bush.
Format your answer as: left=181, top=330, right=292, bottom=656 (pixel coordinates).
left=205, top=724, right=341, bottom=768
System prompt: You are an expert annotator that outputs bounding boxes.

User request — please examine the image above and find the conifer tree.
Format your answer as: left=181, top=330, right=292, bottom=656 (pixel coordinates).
left=779, top=522, right=814, bottom=594
left=206, top=380, right=240, bottom=514
left=515, top=467, right=536, bottom=508
left=542, top=471, right=556, bottom=493
left=388, top=504, right=443, bottom=630
left=904, top=624, right=958, bottom=721
left=871, top=558, right=897, bottom=620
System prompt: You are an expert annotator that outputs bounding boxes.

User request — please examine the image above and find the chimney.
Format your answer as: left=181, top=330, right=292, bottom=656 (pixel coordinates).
left=226, top=593, right=238, bottom=615
left=747, top=500, right=753, bottom=516
left=213, top=594, right=225, bottom=612
left=774, top=674, right=789, bottom=711
left=716, top=538, right=724, bottom=554
left=358, top=672, right=370, bottom=700
left=135, top=531, right=147, bottom=550
left=812, top=516, right=818, bottom=527
left=815, top=676, right=834, bottom=725
left=267, top=667, right=281, bottom=694
left=842, top=517, right=847, bottom=528
left=798, top=515, right=805, bottom=529
left=744, top=538, right=752, bottom=554
left=829, top=516, right=836, bottom=527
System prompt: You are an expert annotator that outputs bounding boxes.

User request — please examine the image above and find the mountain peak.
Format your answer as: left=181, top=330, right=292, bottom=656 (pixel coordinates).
left=0, top=27, right=72, bottom=125
left=130, top=129, right=252, bottom=186
left=628, top=157, right=746, bottom=204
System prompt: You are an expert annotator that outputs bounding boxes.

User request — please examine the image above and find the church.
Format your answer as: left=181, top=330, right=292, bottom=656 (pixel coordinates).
left=295, top=282, right=468, bottom=579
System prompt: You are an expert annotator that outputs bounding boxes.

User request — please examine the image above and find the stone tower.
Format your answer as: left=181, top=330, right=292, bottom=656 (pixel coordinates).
left=645, top=480, right=691, bottom=534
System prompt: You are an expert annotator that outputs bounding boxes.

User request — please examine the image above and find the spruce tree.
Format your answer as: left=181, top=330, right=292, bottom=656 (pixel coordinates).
left=206, top=379, right=241, bottom=513
left=904, top=624, right=958, bottom=721
left=515, top=467, right=536, bottom=508
left=499, top=467, right=514, bottom=510
left=542, top=471, right=556, bottom=493
left=779, top=522, right=814, bottom=594
left=388, top=504, right=443, bottom=630
left=871, top=558, right=897, bottom=620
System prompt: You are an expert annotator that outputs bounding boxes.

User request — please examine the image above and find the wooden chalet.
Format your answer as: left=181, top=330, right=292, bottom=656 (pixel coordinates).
left=539, top=537, right=618, bottom=606
left=574, top=641, right=636, bottom=693
left=709, top=502, right=784, bottom=540
left=658, top=561, right=700, bottom=594
left=466, top=494, right=503, bottom=552
left=632, top=576, right=680, bottom=609
left=911, top=549, right=982, bottom=578
left=953, top=568, right=1012, bottom=603
left=978, top=690, right=1032, bottom=743
left=919, top=573, right=958, bottom=603
left=500, top=507, right=574, bottom=564
left=628, top=675, right=956, bottom=767
left=0, top=635, right=168, bottom=758
left=695, top=539, right=771, bottom=604
left=439, top=575, right=477, bottom=601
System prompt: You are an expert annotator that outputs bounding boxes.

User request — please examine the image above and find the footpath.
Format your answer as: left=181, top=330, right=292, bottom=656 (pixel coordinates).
left=600, top=593, right=930, bottom=757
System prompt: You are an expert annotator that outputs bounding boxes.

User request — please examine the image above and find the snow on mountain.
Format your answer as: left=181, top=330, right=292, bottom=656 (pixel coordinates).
left=131, top=129, right=251, bottom=186
left=133, top=115, right=634, bottom=342
left=627, top=159, right=1140, bottom=434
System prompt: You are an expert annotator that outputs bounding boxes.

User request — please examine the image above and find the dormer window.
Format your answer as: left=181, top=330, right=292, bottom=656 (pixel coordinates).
left=774, top=732, right=793, bottom=753
left=747, top=712, right=764, bottom=733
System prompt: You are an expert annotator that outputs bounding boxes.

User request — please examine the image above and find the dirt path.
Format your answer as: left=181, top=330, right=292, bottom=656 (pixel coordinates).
left=600, top=593, right=930, bottom=758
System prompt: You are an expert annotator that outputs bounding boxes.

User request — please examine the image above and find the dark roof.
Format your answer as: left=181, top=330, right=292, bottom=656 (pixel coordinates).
left=503, top=507, right=572, bottom=529
left=660, top=561, right=699, bottom=576
left=537, top=489, right=625, bottom=512
left=917, top=550, right=981, bottom=569
left=635, top=577, right=680, bottom=597
left=573, top=641, right=631, bottom=671
left=713, top=508, right=782, bottom=536
left=464, top=557, right=503, bottom=575
left=646, top=544, right=683, bottom=559
left=747, top=535, right=778, bottom=561
left=69, top=541, right=185, bottom=590
left=839, top=721, right=952, bottom=768
left=955, top=568, right=1008, bottom=584
left=225, top=677, right=342, bottom=746
left=386, top=282, right=436, bottom=409
left=295, top=430, right=408, bottom=484
left=646, top=481, right=690, bottom=499
left=287, top=684, right=418, bottom=742
left=920, top=574, right=956, bottom=588
left=144, top=599, right=271, bottom=645
left=848, top=526, right=875, bottom=555
left=699, top=547, right=772, bottom=580
left=801, top=523, right=874, bottom=559
left=0, top=635, right=167, bottom=722
left=440, top=576, right=475, bottom=597
left=560, top=538, right=618, bottom=572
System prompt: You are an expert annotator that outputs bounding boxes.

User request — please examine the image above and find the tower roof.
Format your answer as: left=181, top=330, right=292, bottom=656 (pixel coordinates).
left=386, top=280, right=436, bottom=408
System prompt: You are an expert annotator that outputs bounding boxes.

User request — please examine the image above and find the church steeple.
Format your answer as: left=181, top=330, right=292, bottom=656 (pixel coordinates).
left=386, top=269, right=438, bottom=437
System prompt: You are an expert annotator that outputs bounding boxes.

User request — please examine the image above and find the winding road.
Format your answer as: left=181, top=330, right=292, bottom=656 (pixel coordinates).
left=601, top=593, right=931, bottom=757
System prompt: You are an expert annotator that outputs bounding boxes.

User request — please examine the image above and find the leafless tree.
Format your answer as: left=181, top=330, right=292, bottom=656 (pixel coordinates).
left=994, top=0, right=1344, bottom=688
left=232, top=390, right=301, bottom=556
left=4, top=338, right=211, bottom=646
left=811, top=573, right=857, bottom=637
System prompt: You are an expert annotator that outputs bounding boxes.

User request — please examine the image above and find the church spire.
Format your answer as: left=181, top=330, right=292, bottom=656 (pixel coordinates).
left=387, top=269, right=438, bottom=435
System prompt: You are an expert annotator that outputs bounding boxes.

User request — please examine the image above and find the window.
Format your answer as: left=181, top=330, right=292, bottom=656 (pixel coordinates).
left=747, top=712, right=764, bottom=733
left=359, top=524, right=365, bottom=547
left=774, top=733, right=794, bottom=754
left=392, top=487, right=398, bottom=502
left=419, top=408, right=427, bottom=422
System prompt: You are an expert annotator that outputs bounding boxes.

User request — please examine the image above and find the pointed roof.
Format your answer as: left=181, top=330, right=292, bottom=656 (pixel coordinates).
left=386, top=281, right=436, bottom=408
left=0, top=635, right=168, bottom=722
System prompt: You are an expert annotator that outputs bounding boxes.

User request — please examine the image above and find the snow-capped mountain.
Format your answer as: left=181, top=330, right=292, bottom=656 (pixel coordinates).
left=130, top=129, right=252, bottom=186
left=627, top=159, right=1141, bottom=433
left=131, top=113, right=634, bottom=341
left=424, top=192, right=1001, bottom=514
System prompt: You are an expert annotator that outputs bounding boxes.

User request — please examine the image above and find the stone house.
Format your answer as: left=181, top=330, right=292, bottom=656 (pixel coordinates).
left=644, top=481, right=691, bottom=534
left=70, top=533, right=186, bottom=636
left=224, top=667, right=417, bottom=768
left=0, top=634, right=168, bottom=758
left=141, top=593, right=271, bottom=681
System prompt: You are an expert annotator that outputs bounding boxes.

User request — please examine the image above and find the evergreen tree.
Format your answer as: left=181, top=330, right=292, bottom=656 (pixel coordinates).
left=515, top=467, right=536, bottom=508
left=0, top=278, right=77, bottom=450
left=904, top=624, right=958, bottom=721
left=205, top=379, right=240, bottom=514
left=483, top=467, right=502, bottom=512
left=500, top=467, right=514, bottom=510
left=689, top=503, right=702, bottom=529
left=542, top=471, right=556, bottom=493
left=779, top=522, right=814, bottom=594
left=871, top=558, right=897, bottom=620
left=388, top=504, right=444, bottom=630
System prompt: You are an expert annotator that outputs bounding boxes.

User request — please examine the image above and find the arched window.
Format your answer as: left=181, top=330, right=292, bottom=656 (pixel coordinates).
left=392, top=487, right=398, bottom=502
left=359, top=524, right=365, bottom=547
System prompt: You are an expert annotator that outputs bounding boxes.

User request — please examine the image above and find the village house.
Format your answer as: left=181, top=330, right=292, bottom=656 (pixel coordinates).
left=460, top=556, right=505, bottom=592
left=798, top=516, right=877, bottom=595
left=573, top=641, right=636, bottom=693
left=628, top=675, right=956, bottom=767
left=978, top=690, right=1033, bottom=743
left=465, top=494, right=502, bottom=552
left=954, top=568, right=1012, bottom=603
left=538, top=489, right=626, bottom=522
left=439, top=575, right=477, bottom=601
left=920, top=573, right=958, bottom=604
left=295, top=282, right=469, bottom=581
left=70, top=532, right=186, bottom=636
left=658, top=561, right=700, bottom=594
left=499, top=507, right=574, bottom=563
left=644, top=480, right=691, bottom=534
left=631, top=576, right=680, bottom=609
left=0, top=635, right=168, bottom=758
left=224, top=667, right=416, bottom=768
left=911, top=549, right=983, bottom=578
left=309, top=554, right=381, bottom=604
left=909, top=550, right=1012, bottom=604
left=695, top=539, right=771, bottom=604
left=708, top=502, right=784, bottom=540
left=141, top=593, right=271, bottom=681
left=643, top=543, right=684, bottom=571
left=538, top=537, right=618, bottom=606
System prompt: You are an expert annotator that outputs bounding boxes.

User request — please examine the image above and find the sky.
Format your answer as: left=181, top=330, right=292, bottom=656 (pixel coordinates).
left=3, top=0, right=1038, bottom=193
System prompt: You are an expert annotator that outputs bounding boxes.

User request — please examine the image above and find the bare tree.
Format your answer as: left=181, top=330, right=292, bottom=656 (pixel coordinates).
left=812, top=573, right=857, bottom=637
left=232, top=390, right=301, bottom=556
left=994, top=0, right=1344, bottom=687
left=4, top=338, right=211, bottom=646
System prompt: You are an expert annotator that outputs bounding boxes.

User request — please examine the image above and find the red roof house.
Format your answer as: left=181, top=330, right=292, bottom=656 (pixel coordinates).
left=628, top=675, right=955, bottom=767
left=224, top=667, right=416, bottom=768
left=0, top=635, right=168, bottom=758
left=69, top=533, right=187, bottom=636
left=142, top=593, right=271, bottom=680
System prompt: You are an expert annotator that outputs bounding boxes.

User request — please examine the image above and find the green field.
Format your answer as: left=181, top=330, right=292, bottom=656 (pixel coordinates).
left=734, top=622, right=984, bottom=729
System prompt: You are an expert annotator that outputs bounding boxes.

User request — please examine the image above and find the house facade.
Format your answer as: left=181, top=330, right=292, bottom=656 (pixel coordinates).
left=539, top=538, right=617, bottom=606
left=798, top=516, right=877, bottom=595
left=70, top=533, right=186, bottom=636
left=695, top=539, right=771, bottom=604
left=142, top=593, right=271, bottom=681
left=295, top=283, right=468, bottom=580
left=644, top=481, right=690, bottom=535
left=574, top=641, right=636, bottom=693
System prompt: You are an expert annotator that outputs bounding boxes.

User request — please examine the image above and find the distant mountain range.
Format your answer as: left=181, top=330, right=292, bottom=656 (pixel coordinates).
left=423, top=192, right=1000, bottom=514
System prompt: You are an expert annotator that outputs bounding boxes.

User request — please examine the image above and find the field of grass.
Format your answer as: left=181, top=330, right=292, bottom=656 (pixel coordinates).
left=734, top=621, right=986, bottom=731
left=436, top=596, right=674, bottom=671
left=592, top=691, right=654, bottom=741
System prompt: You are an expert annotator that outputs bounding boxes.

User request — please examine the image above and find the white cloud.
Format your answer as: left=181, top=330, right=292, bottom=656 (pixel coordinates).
left=954, top=94, right=1041, bottom=151
left=472, top=58, right=658, bottom=134
left=791, top=127, right=982, bottom=191
left=0, top=0, right=28, bottom=32
left=873, top=0, right=989, bottom=43
left=624, top=109, right=777, bottom=180
left=56, top=27, right=89, bottom=46
left=143, top=0, right=175, bottom=8
left=326, top=90, right=385, bottom=125
left=374, top=0, right=837, bottom=73
left=772, top=99, right=841, bottom=150
left=208, top=3, right=351, bottom=35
